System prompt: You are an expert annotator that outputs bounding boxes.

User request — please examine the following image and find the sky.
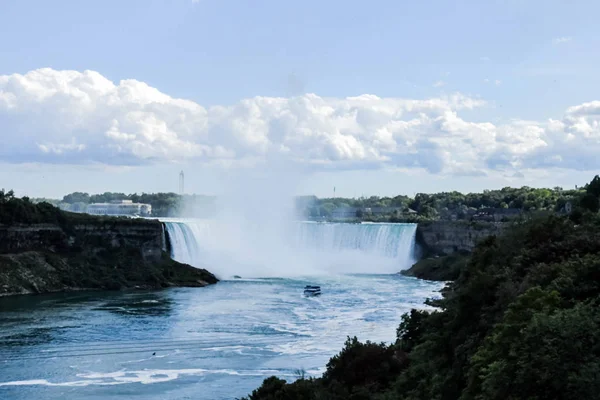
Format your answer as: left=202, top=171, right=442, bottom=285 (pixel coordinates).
left=0, top=0, right=599, bottom=199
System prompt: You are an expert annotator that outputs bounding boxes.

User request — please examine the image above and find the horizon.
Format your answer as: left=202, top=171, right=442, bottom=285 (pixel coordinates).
left=22, top=178, right=585, bottom=203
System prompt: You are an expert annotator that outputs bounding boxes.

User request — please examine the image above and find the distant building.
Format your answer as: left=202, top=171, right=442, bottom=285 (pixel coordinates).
left=565, top=201, right=573, bottom=214
left=330, top=206, right=416, bottom=220
left=364, top=207, right=403, bottom=216
left=471, top=207, right=521, bottom=222
left=87, top=200, right=152, bottom=217
left=331, top=206, right=359, bottom=219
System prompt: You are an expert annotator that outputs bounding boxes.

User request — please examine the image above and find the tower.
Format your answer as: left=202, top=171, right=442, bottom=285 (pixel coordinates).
left=179, top=170, right=184, bottom=195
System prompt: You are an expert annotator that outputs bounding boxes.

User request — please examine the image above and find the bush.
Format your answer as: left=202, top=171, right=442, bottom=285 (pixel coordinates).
left=401, top=251, right=470, bottom=281
left=243, top=176, right=600, bottom=400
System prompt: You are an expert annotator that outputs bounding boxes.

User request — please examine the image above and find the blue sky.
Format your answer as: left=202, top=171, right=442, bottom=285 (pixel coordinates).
left=0, top=0, right=599, bottom=198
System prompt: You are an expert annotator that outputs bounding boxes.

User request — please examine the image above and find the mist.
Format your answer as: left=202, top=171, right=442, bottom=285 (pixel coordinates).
left=163, top=159, right=417, bottom=279
left=175, top=160, right=316, bottom=277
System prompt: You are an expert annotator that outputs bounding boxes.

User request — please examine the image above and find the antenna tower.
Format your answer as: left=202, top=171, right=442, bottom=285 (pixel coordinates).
left=179, top=171, right=185, bottom=195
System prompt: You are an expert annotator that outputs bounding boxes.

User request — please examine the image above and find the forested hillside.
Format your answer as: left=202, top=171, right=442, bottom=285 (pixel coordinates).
left=40, top=180, right=591, bottom=220
left=242, top=176, right=600, bottom=400
left=300, top=184, right=583, bottom=220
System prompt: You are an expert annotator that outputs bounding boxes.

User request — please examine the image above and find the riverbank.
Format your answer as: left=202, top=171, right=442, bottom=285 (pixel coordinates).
left=0, top=249, right=217, bottom=297
left=243, top=210, right=600, bottom=400
left=0, top=203, right=218, bottom=296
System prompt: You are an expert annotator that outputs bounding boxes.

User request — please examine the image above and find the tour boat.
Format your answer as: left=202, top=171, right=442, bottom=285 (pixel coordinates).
left=303, top=285, right=321, bottom=296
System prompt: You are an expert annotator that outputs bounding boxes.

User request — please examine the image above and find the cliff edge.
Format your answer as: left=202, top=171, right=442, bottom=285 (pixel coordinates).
left=416, top=220, right=507, bottom=256
left=405, top=220, right=508, bottom=281
left=0, top=220, right=217, bottom=296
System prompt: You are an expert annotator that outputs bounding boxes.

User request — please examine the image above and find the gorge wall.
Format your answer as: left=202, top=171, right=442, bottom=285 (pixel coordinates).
left=402, top=220, right=509, bottom=281
left=0, top=222, right=164, bottom=260
left=0, top=219, right=217, bottom=296
left=416, top=220, right=507, bottom=256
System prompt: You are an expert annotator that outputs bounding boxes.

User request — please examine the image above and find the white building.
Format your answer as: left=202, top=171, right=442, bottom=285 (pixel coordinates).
left=86, top=200, right=152, bottom=216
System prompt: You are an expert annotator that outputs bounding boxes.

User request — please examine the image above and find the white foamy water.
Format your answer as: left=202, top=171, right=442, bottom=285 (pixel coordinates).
left=163, top=219, right=418, bottom=278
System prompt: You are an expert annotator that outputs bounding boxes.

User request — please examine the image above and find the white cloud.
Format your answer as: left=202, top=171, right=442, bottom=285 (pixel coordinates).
left=433, top=81, right=446, bottom=88
left=480, top=56, right=491, bottom=62
left=1, top=68, right=600, bottom=176
left=553, top=36, right=572, bottom=45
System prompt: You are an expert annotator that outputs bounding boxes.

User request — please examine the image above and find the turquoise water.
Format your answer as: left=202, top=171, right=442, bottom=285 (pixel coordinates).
left=0, top=275, right=442, bottom=399
left=1, top=220, right=442, bottom=399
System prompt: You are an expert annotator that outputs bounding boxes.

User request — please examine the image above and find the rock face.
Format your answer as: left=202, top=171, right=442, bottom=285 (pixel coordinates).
left=0, top=224, right=67, bottom=254
left=406, top=221, right=509, bottom=281
left=416, top=220, right=507, bottom=256
left=0, top=220, right=217, bottom=296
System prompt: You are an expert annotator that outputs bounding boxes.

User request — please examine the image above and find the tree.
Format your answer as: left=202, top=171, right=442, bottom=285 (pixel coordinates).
left=320, top=202, right=336, bottom=218
left=586, top=175, right=600, bottom=197
left=0, top=189, right=15, bottom=203
left=580, top=193, right=600, bottom=213
left=243, top=184, right=600, bottom=400
left=62, top=192, right=90, bottom=204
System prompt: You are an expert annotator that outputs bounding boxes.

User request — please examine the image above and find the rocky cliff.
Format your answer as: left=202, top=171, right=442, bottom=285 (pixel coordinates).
left=416, top=220, right=507, bottom=256
left=0, top=219, right=217, bottom=296
left=404, top=221, right=508, bottom=281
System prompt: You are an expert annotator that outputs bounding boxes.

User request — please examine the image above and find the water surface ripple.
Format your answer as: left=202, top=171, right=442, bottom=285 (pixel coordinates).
left=0, top=275, right=442, bottom=399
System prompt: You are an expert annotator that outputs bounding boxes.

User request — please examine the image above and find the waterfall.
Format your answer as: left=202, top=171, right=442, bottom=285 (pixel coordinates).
left=162, top=219, right=418, bottom=278
left=294, top=222, right=417, bottom=260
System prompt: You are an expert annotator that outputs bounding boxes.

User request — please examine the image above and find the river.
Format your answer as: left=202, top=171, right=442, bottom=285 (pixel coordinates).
left=0, top=221, right=443, bottom=399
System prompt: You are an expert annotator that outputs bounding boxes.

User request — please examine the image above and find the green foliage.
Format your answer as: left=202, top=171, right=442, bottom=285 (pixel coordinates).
left=241, top=337, right=404, bottom=400
left=573, top=174, right=600, bottom=214
left=408, top=186, right=580, bottom=215
left=580, top=192, right=600, bottom=213
left=62, top=192, right=90, bottom=204
left=320, top=202, right=336, bottom=218
left=30, top=197, right=62, bottom=206
left=322, top=337, right=405, bottom=394
left=296, top=184, right=585, bottom=221
left=401, top=251, right=470, bottom=281
left=242, top=376, right=320, bottom=400
left=468, top=300, right=600, bottom=400
left=396, top=310, right=429, bottom=353
left=0, top=189, right=66, bottom=225
left=244, top=176, right=600, bottom=400
left=585, top=175, right=600, bottom=197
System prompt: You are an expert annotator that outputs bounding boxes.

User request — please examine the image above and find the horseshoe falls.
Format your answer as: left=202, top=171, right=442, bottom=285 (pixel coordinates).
left=162, top=219, right=419, bottom=278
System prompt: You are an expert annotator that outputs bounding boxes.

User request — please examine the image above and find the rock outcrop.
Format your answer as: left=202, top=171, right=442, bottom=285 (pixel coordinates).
left=416, top=220, right=507, bottom=256
left=0, top=219, right=217, bottom=296
left=407, top=220, right=508, bottom=281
